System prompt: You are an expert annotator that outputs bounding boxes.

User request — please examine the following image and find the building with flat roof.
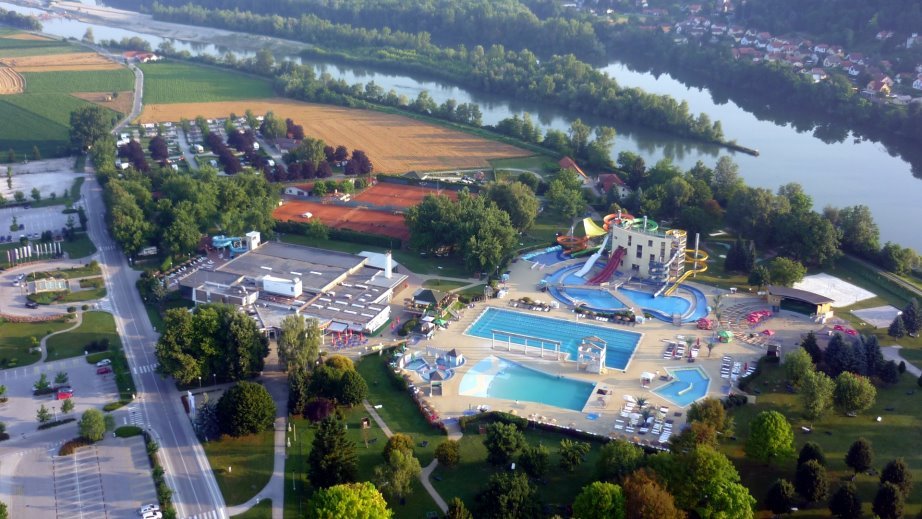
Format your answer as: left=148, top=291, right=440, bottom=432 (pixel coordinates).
left=180, top=236, right=408, bottom=334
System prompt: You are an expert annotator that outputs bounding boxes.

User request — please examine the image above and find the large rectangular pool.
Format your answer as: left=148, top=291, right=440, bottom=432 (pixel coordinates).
left=465, top=307, right=642, bottom=370
left=458, top=356, right=595, bottom=411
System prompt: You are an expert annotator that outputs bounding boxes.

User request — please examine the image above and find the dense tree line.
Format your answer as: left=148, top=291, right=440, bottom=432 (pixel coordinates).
left=138, top=4, right=727, bottom=146
left=93, top=136, right=278, bottom=258
left=0, top=8, right=42, bottom=30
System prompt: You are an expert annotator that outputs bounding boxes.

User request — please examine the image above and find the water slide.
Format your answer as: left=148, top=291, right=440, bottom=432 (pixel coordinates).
left=582, top=217, right=608, bottom=237
left=574, top=234, right=610, bottom=278
left=212, top=235, right=248, bottom=256
left=587, top=246, right=627, bottom=285
left=556, top=234, right=588, bottom=253
left=663, top=249, right=709, bottom=296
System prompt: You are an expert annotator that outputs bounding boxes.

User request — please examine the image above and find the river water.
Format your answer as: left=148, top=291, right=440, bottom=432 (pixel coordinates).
left=3, top=1, right=919, bottom=250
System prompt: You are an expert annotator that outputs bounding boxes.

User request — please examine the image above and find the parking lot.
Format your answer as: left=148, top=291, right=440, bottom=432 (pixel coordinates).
left=0, top=204, right=78, bottom=243
left=0, top=159, right=81, bottom=200
left=52, top=444, right=108, bottom=517
left=0, top=356, right=119, bottom=439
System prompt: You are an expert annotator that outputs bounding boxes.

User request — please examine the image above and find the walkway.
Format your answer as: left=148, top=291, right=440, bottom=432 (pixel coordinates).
left=362, top=400, right=452, bottom=513
left=881, top=346, right=922, bottom=377
left=38, top=310, right=83, bottom=362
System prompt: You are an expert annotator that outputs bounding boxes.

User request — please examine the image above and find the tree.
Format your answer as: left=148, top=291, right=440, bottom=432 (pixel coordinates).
left=879, top=360, right=900, bottom=384
left=0, top=501, right=7, bottom=519
left=308, top=417, right=358, bottom=488
left=686, top=397, right=733, bottom=435
left=799, top=370, right=835, bottom=421
left=880, top=458, right=913, bottom=497
left=483, top=422, right=524, bottom=466
left=304, top=397, right=334, bottom=423
left=215, top=381, right=276, bottom=437
left=78, top=408, right=106, bottom=441
left=795, top=459, right=829, bottom=503
left=34, top=373, right=50, bottom=392
left=573, top=481, right=625, bottom=519
left=873, top=482, right=904, bottom=519
left=746, top=411, right=794, bottom=462
left=54, top=371, right=69, bottom=385
left=835, top=205, right=880, bottom=257
left=435, top=439, right=461, bottom=468
left=69, top=105, right=112, bottom=151
left=798, top=442, right=827, bottom=467
left=37, top=404, right=52, bottom=424
left=31, top=145, right=41, bottom=161
left=474, top=472, right=539, bottom=519
left=783, top=348, right=814, bottom=388
left=306, top=482, right=392, bottom=519
left=845, top=438, right=874, bottom=474
left=82, top=27, right=94, bottom=43
left=483, top=181, right=540, bottom=232
left=747, top=265, right=771, bottom=288
left=596, top=439, right=644, bottom=482
left=801, top=331, right=823, bottom=364
left=374, top=448, right=421, bottom=500
left=382, top=433, right=414, bottom=460
left=545, top=168, right=586, bottom=220
left=58, top=397, right=74, bottom=414
left=828, top=482, right=862, bottom=519
left=888, top=315, right=906, bottom=338
left=657, top=445, right=754, bottom=518
left=519, top=444, right=550, bottom=478
left=338, top=370, right=368, bottom=407
left=558, top=439, right=591, bottom=472
left=764, top=479, right=796, bottom=515
left=902, top=298, right=921, bottom=335
left=622, top=469, right=684, bottom=519
left=834, top=372, right=877, bottom=415
left=766, top=257, right=807, bottom=287
left=445, top=497, right=473, bottom=519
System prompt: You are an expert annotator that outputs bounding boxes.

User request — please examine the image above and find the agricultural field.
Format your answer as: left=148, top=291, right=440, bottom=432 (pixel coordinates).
left=138, top=61, right=274, bottom=104
left=140, top=98, right=531, bottom=172
left=0, top=32, right=130, bottom=160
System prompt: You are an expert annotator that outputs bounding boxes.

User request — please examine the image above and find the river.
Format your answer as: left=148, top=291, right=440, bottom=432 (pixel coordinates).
left=3, top=1, right=919, bottom=250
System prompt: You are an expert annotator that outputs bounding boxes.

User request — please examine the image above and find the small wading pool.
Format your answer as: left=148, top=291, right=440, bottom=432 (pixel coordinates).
left=459, top=356, right=594, bottom=411
left=652, top=367, right=710, bottom=407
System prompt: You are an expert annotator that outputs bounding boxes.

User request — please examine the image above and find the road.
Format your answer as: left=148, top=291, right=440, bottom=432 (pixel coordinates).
left=81, top=175, right=226, bottom=519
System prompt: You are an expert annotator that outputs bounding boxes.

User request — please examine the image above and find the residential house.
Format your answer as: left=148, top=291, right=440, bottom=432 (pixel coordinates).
left=876, top=30, right=894, bottom=41
left=865, top=80, right=891, bottom=96
left=823, top=55, right=843, bottom=68
left=828, top=45, right=844, bottom=56
left=728, top=25, right=745, bottom=38
left=597, top=173, right=631, bottom=200
left=559, top=157, right=590, bottom=183
left=913, top=76, right=922, bottom=91
left=283, top=183, right=314, bottom=197
left=710, top=23, right=727, bottom=35
left=805, top=68, right=828, bottom=83
left=846, top=52, right=866, bottom=65
left=813, top=43, right=830, bottom=54
left=847, top=63, right=865, bottom=77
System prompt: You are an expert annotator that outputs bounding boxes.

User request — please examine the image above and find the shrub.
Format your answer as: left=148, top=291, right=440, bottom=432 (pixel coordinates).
left=59, top=437, right=93, bottom=456
left=305, top=398, right=335, bottom=423
left=81, top=304, right=89, bottom=311
left=103, top=399, right=130, bottom=412
left=435, top=439, right=461, bottom=468
left=216, top=381, right=276, bottom=436
left=115, top=425, right=143, bottom=437
left=37, top=417, right=76, bottom=430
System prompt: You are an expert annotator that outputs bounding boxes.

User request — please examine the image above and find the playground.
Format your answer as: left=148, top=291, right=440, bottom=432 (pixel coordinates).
left=353, top=182, right=458, bottom=209
left=273, top=200, right=410, bottom=242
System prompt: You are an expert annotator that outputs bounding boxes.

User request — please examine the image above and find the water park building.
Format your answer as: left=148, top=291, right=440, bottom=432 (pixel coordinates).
left=180, top=233, right=408, bottom=334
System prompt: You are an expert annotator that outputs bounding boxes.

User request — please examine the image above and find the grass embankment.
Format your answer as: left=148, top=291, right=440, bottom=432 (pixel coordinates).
left=139, top=61, right=274, bottom=104
left=489, top=155, right=558, bottom=176
left=60, top=233, right=98, bottom=259
left=203, top=429, right=276, bottom=506
left=45, top=310, right=120, bottom=361
left=0, top=317, right=71, bottom=368
left=230, top=499, right=272, bottom=519
left=280, top=234, right=471, bottom=278
left=723, top=362, right=922, bottom=517
left=421, top=279, right=469, bottom=291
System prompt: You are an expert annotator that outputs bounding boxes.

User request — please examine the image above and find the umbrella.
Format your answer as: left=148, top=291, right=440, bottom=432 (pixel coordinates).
left=762, top=329, right=775, bottom=336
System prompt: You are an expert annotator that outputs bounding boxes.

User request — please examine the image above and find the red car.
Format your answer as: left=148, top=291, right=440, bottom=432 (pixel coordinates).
left=56, top=388, right=74, bottom=400
left=96, top=366, right=112, bottom=375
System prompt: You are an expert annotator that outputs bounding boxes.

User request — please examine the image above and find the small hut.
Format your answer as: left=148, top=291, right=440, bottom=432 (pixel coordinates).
left=577, top=336, right=607, bottom=374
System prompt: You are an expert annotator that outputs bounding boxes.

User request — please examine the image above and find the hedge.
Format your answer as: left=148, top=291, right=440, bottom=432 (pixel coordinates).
left=59, top=437, right=93, bottom=456
left=37, top=417, right=76, bottom=430
left=115, top=425, right=143, bottom=437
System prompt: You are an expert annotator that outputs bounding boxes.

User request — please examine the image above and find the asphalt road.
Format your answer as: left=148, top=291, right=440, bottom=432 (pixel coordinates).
left=81, top=176, right=226, bottom=519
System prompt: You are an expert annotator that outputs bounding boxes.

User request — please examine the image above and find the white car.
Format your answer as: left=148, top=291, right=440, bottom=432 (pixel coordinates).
left=139, top=504, right=161, bottom=516
left=95, top=359, right=112, bottom=367
left=141, top=512, right=162, bottom=519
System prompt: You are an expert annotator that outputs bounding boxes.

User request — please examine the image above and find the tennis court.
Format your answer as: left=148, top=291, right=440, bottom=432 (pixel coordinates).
left=353, top=182, right=458, bottom=209
left=274, top=200, right=409, bottom=242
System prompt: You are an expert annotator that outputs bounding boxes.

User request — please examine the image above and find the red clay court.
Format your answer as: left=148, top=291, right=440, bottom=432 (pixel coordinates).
left=274, top=200, right=409, bottom=242
left=352, top=182, right=458, bottom=209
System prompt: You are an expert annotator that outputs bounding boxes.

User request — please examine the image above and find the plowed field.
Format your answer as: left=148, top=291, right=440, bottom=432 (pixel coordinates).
left=0, top=66, right=24, bottom=95
left=71, top=91, right=134, bottom=115
left=0, top=52, right=121, bottom=72
left=274, top=200, right=409, bottom=242
left=139, top=98, right=530, bottom=173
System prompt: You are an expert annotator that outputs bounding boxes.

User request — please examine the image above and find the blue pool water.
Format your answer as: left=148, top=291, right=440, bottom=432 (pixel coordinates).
left=544, top=265, right=708, bottom=322
left=459, top=356, right=595, bottom=411
left=529, top=249, right=568, bottom=266
left=465, top=308, right=642, bottom=370
left=653, top=367, right=710, bottom=407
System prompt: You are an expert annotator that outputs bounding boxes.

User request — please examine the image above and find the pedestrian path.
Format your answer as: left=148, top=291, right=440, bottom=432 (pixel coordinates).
left=131, top=363, right=158, bottom=375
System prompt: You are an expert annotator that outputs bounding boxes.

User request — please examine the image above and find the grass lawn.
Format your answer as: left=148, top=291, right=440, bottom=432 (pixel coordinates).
left=22, top=69, right=135, bottom=94
left=431, top=419, right=606, bottom=513
left=0, top=97, right=75, bottom=159
left=280, top=234, right=471, bottom=278
left=284, top=406, right=440, bottom=519
left=356, top=355, right=448, bottom=466
left=488, top=155, right=558, bottom=176
left=29, top=261, right=100, bottom=280
left=140, top=61, right=274, bottom=104
left=456, top=284, right=488, bottom=299
left=143, top=292, right=195, bottom=333
left=45, top=311, right=121, bottom=361
left=59, top=284, right=106, bottom=303
left=61, top=233, right=97, bottom=259
left=204, top=429, right=276, bottom=506
left=0, top=317, right=71, bottom=368
left=231, top=499, right=272, bottom=519
left=722, top=362, right=922, bottom=517
left=518, top=209, right=568, bottom=251
left=421, top=279, right=469, bottom=291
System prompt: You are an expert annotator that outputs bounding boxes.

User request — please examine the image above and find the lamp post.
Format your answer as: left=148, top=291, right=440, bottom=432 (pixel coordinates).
left=198, top=376, right=202, bottom=388
left=212, top=373, right=216, bottom=386
left=51, top=405, right=56, bottom=421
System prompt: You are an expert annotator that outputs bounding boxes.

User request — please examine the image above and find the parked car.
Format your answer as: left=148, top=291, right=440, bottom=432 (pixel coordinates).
left=25, top=301, right=39, bottom=309
left=141, top=511, right=162, bottom=519
left=138, top=504, right=161, bottom=515
left=55, top=388, right=74, bottom=400
left=95, top=358, right=112, bottom=367
left=96, top=366, right=112, bottom=375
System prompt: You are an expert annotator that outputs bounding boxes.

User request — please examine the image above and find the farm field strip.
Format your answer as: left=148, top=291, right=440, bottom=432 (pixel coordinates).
left=140, top=98, right=530, bottom=172
left=138, top=61, right=274, bottom=104
left=0, top=66, right=24, bottom=95
left=21, top=69, right=135, bottom=94
left=0, top=52, right=122, bottom=72
left=273, top=200, right=410, bottom=242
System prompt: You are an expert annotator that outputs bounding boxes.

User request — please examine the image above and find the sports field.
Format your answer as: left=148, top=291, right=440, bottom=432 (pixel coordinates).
left=138, top=61, right=274, bottom=104
left=353, top=182, right=459, bottom=209
left=274, top=200, right=409, bottom=242
left=140, top=98, right=530, bottom=172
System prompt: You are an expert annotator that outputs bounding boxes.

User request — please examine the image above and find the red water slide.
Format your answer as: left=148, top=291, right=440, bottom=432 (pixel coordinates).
left=588, top=246, right=626, bottom=285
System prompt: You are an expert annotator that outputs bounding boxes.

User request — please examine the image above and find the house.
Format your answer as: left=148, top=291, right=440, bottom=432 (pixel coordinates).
left=805, top=68, right=828, bottom=83
left=828, top=45, right=844, bottom=56
left=823, top=55, right=843, bottom=68
left=846, top=52, right=866, bottom=65
left=710, top=23, right=727, bottom=35
left=122, top=51, right=160, bottom=63
left=558, top=157, right=590, bottom=182
left=876, top=30, right=894, bottom=41
left=865, top=80, right=891, bottom=96
left=913, top=76, right=922, bottom=91
left=813, top=43, right=830, bottom=54
left=597, top=173, right=631, bottom=200
left=907, top=33, right=921, bottom=48
left=847, top=63, right=865, bottom=77
left=728, top=25, right=745, bottom=38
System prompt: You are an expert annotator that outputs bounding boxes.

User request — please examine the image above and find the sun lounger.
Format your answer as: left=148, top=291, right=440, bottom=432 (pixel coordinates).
left=625, top=427, right=635, bottom=433
left=614, top=424, right=624, bottom=430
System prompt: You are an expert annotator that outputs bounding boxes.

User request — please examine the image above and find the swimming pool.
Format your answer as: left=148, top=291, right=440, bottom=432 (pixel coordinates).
left=544, top=265, right=708, bottom=322
left=465, top=308, right=642, bottom=370
left=458, top=356, right=595, bottom=411
left=653, top=367, right=710, bottom=407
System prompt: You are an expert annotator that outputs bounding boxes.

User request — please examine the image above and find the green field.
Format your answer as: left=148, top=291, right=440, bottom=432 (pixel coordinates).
left=22, top=69, right=135, bottom=94
left=203, top=429, right=275, bottom=506
left=230, top=499, right=271, bottom=519
left=0, top=98, right=74, bottom=159
left=45, top=311, right=121, bottom=361
left=0, top=317, right=71, bottom=368
left=0, top=38, right=76, bottom=57
left=60, top=233, right=97, bottom=259
left=140, top=61, right=274, bottom=104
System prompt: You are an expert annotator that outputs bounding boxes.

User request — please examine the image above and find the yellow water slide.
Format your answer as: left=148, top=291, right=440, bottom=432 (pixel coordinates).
left=582, top=217, right=608, bottom=237
left=664, top=249, right=709, bottom=296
